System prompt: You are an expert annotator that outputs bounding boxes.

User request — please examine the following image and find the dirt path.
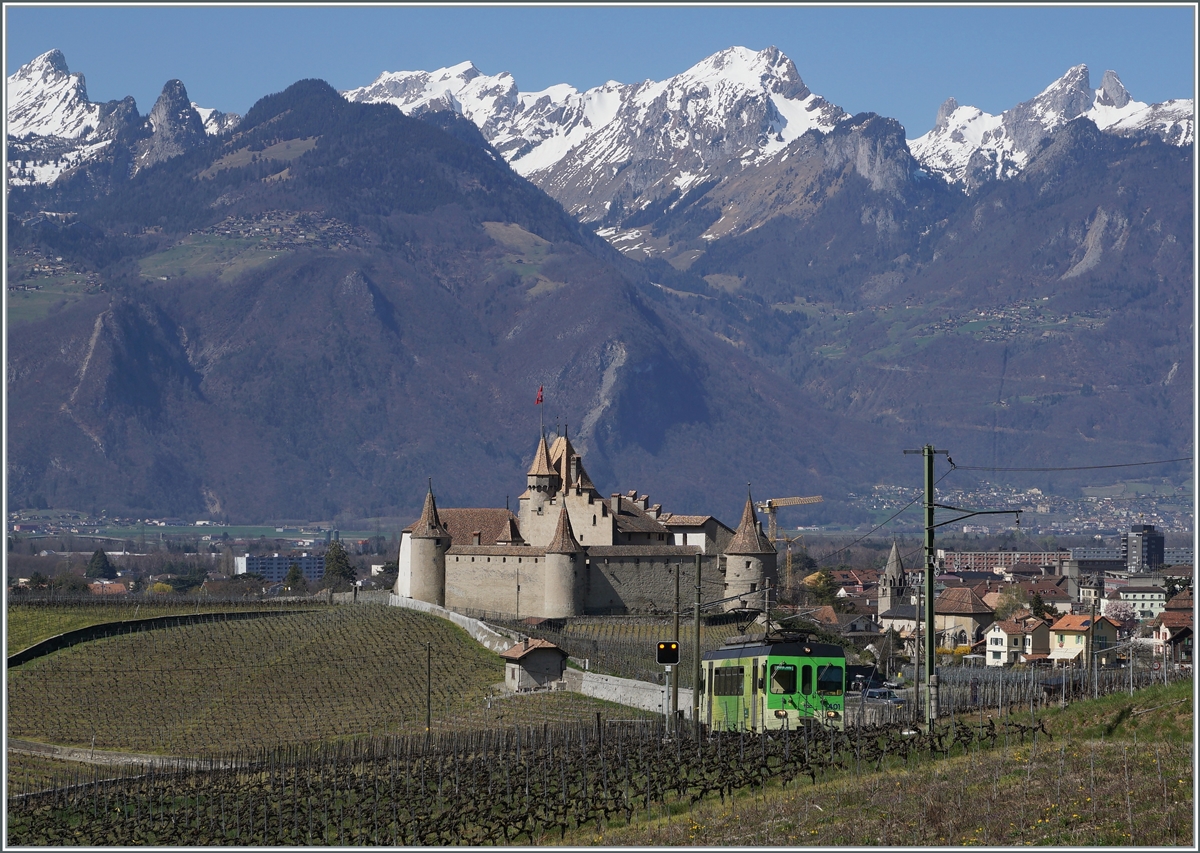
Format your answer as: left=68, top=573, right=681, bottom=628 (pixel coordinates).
left=8, top=738, right=231, bottom=770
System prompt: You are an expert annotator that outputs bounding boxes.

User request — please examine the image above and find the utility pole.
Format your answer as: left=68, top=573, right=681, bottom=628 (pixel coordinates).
left=426, top=642, right=432, bottom=743
left=1089, top=589, right=1098, bottom=700
left=903, top=445, right=1019, bottom=728
left=672, top=562, right=680, bottom=730
left=693, top=553, right=702, bottom=735
left=905, top=445, right=946, bottom=726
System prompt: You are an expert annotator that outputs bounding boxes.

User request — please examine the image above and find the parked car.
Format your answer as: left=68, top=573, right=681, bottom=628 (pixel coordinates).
left=863, top=688, right=906, bottom=706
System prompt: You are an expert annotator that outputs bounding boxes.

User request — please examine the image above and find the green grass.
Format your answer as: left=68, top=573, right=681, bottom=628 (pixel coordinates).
left=6, top=601, right=313, bottom=657
left=137, top=235, right=286, bottom=282
left=559, top=680, right=1194, bottom=847
left=6, top=606, right=659, bottom=758
left=196, top=136, right=319, bottom=180
left=6, top=278, right=99, bottom=324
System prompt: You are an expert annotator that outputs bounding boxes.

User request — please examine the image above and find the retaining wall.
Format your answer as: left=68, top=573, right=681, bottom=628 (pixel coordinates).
left=388, top=594, right=522, bottom=654
left=562, top=669, right=694, bottom=719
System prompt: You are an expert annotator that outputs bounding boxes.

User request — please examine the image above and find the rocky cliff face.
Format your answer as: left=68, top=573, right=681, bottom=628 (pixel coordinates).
left=7, top=50, right=239, bottom=187
left=133, top=80, right=210, bottom=174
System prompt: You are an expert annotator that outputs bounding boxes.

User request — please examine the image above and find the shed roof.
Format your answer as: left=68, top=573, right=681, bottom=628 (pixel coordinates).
left=499, top=638, right=567, bottom=661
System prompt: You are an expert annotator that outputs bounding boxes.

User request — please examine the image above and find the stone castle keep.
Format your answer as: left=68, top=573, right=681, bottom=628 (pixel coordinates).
left=394, top=430, right=777, bottom=618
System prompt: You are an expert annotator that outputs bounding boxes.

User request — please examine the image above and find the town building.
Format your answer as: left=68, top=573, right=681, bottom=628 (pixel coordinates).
left=394, top=430, right=776, bottom=619
left=1105, top=585, right=1167, bottom=621
left=1048, top=614, right=1120, bottom=667
left=984, top=616, right=1051, bottom=666
left=234, top=552, right=325, bottom=583
left=1122, top=524, right=1165, bottom=572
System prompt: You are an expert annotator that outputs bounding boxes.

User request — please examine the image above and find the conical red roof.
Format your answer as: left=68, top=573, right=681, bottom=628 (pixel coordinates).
left=527, top=434, right=553, bottom=477
left=546, top=504, right=581, bottom=554
left=411, top=484, right=448, bottom=539
left=726, top=491, right=775, bottom=555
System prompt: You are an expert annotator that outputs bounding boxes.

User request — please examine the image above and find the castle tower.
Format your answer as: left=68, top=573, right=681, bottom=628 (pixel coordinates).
left=543, top=502, right=583, bottom=618
left=409, top=482, right=450, bottom=607
left=878, top=540, right=907, bottom=613
left=519, top=432, right=561, bottom=546
left=722, top=489, right=777, bottom=612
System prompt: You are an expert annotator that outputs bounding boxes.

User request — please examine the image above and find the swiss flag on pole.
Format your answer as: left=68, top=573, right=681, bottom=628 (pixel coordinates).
left=535, top=386, right=543, bottom=405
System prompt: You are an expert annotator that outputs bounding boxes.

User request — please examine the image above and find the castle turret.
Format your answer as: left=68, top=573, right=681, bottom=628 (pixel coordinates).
left=409, top=482, right=450, bottom=607
left=519, top=432, right=560, bottom=545
left=722, top=489, right=776, bottom=612
left=543, top=502, right=583, bottom=618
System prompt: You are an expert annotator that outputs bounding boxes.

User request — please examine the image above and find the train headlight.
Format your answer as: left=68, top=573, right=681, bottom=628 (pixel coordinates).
left=826, top=710, right=840, bottom=719
left=774, top=710, right=788, bottom=719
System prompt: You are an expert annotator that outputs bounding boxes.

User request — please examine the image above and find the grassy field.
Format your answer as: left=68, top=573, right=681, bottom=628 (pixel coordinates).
left=560, top=680, right=1194, bottom=846
left=6, top=606, right=658, bottom=759
left=137, top=234, right=286, bottom=282
left=7, top=278, right=100, bottom=324
left=6, top=600, right=322, bottom=657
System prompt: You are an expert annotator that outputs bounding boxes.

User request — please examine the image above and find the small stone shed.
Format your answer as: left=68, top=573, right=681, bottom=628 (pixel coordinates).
left=499, top=638, right=568, bottom=691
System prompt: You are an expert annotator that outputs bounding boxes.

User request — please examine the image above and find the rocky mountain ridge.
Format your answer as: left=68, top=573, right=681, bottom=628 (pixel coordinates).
left=909, top=64, right=1194, bottom=191
left=6, top=49, right=240, bottom=187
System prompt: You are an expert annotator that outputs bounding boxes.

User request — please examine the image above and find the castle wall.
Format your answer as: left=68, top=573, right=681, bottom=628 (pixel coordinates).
left=584, top=551, right=721, bottom=615
left=443, top=549, right=547, bottom=619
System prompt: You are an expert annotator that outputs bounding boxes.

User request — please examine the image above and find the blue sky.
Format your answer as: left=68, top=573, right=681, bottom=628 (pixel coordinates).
left=5, top=4, right=1196, bottom=138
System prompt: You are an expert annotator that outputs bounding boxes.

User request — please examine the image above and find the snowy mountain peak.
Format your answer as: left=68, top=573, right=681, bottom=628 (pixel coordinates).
left=23, top=48, right=71, bottom=80
left=934, top=97, right=958, bottom=130
left=345, top=45, right=848, bottom=225
left=910, top=63, right=1193, bottom=190
left=7, top=48, right=101, bottom=139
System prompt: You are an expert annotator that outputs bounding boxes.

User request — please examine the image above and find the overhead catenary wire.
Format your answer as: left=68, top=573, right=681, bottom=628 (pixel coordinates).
left=951, top=456, right=1191, bottom=472
left=814, top=467, right=956, bottom=566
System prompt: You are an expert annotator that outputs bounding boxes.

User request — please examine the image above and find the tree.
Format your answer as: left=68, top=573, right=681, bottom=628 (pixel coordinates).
left=27, top=571, right=49, bottom=589
left=1103, top=599, right=1138, bottom=635
left=322, top=541, right=356, bottom=591
left=85, top=549, right=116, bottom=579
left=993, top=585, right=1029, bottom=621
left=51, top=574, right=91, bottom=593
left=1028, top=591, right=1049, bottom=620
left=804, top=568, right=839, bottom=606
left=283, top=562, right=308, bottom=594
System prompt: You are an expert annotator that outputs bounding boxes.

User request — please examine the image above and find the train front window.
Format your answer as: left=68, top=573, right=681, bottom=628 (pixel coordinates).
left=713, top=666, right=744, bottom=696
left=816, top=664, right=843, bottom=696
left=801, top=664, right=813, bottom=695
left=770, top=663, right=796, bottom=694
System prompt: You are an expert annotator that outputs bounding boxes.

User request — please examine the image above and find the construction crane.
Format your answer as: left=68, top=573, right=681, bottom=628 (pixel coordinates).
left=756, top=495, right=823, bottom=544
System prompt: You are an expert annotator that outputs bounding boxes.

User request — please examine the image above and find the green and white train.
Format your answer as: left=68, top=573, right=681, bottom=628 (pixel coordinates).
left=699, top=635, right=846, bottom=731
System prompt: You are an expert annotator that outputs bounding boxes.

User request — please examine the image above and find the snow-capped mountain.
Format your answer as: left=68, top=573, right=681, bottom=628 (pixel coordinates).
left=7, top=48, right=102, bottom=139
left=6, top=49, right=240, bottom=186
left=344, top=46, right=850, bottom=225
left=909, top=65, right=1193, bottom=190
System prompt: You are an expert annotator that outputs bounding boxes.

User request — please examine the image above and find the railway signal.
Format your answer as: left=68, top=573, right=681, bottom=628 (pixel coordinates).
left=656, top=640, right=679, bottom=665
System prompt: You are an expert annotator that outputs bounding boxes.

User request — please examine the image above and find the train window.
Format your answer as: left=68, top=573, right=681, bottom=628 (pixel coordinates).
left=801, top=664, right=813, bottom=695
left=769, top=664, right=797, bottom=694
left=713, top=666, right=744, bottom=696
left=816, top=664, right=844, bottom=696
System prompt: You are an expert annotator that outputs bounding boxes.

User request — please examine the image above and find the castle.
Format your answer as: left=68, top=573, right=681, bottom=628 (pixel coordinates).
left=394, top=430, right=777, bottom=618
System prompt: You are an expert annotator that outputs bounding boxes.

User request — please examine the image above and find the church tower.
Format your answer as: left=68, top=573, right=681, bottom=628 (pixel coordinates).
left=543, top=502, right=583, bottom=618
left=878, top=540, right=907, bottom=613
left=722, top=489, right=777, bottom=611
left=409, top=482, right=450, bottom=607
